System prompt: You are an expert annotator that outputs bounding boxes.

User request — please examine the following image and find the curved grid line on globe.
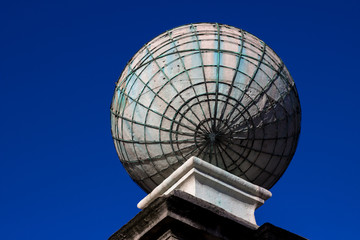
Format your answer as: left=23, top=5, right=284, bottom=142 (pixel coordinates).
left=111, top=23, right=301, bottom=193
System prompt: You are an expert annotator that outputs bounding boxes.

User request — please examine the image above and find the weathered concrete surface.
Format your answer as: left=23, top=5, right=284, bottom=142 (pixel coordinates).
left=108, top=191, right=307, bottom=240
left=138, top=156, right=271, bottom=226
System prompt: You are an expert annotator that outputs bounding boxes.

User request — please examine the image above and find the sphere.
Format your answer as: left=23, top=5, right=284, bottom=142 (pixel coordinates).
left=110, top=23, right=301, bottom=193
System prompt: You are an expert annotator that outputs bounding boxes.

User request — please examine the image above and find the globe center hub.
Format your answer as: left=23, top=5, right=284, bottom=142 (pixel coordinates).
left=208, top=132, right=217, bottom=143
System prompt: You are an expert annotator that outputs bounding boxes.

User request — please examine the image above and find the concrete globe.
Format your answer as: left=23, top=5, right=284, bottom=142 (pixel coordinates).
left=110, top=23, right=301, bottom=193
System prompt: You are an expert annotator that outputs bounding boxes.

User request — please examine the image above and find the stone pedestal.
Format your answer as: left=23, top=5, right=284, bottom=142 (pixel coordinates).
left=108, top=157, right=307, bottom=239
left=138, top=156, right=272, bottom=226
left=109, top=191, right=307, bottom=240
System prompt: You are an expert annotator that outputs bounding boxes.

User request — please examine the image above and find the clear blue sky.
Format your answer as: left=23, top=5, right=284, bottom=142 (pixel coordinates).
left=1, top=0, right=359, bottom=239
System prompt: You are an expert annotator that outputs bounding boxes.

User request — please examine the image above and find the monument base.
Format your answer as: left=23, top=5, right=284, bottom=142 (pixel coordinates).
left=138, top=156, right=272, bottom=226
left=109, top=191, right=306, bottom=240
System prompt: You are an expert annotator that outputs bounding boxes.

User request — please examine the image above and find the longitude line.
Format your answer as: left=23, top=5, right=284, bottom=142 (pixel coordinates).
left=144, top=45, right=202, bottom=128
left=218, top=29, right=245, bottom=124
left=125, top=65, right=198, bottom=130
left=191, top=24, right=213, bottom=129
left=225, top=41, right=267, bottom=123
left=212, top=23, right=221, bottom=131
left=166, top=30, right=211, bottom=131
